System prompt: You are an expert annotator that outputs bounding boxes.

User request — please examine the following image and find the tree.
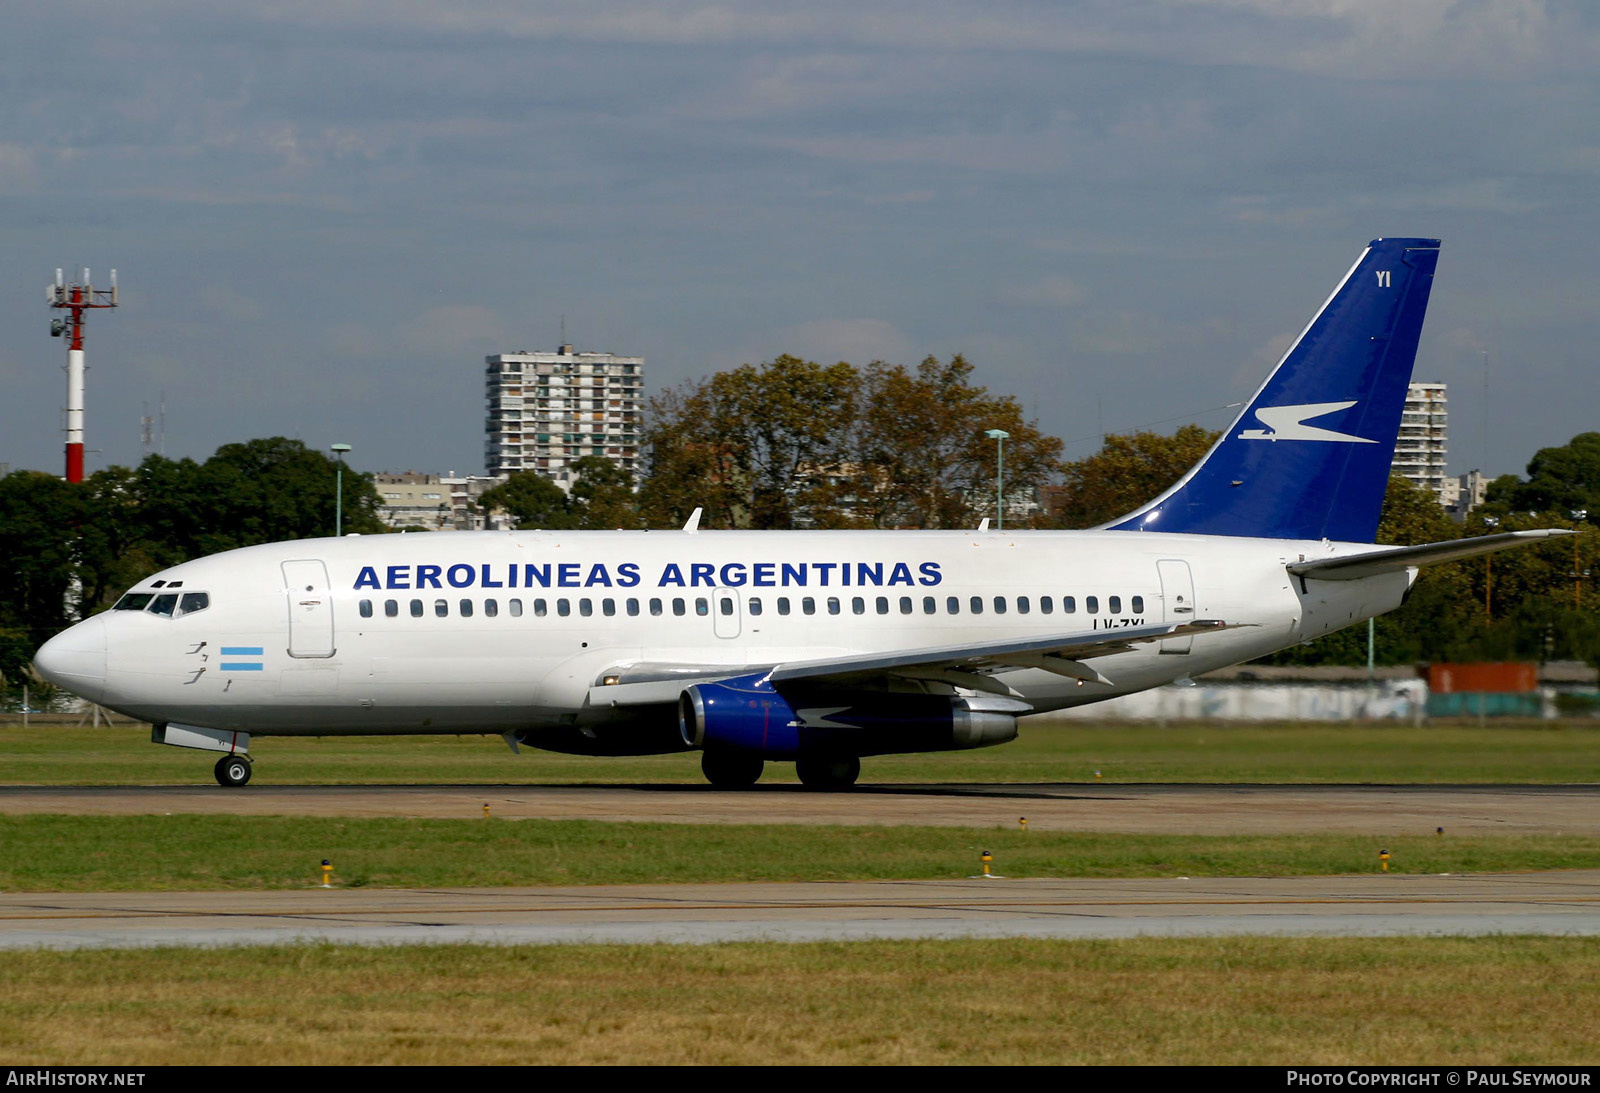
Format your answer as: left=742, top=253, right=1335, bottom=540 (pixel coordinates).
left=640, top=356, right=859, bottom=529
left=478, top=472, right=576, bottom=529
left=641, top=353, right=1064, bottom=530
left=1490, top=433, right=1600, bottom=518
left=1051, top=425, right=1220, bottom=529
left=568, top=456, right=642, bottom=529
left=0, top=472, right=89, bottom=680
left=845, top=356, right=1063, bottom=529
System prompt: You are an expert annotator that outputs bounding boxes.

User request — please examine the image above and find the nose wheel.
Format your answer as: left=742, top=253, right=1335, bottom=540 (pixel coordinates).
left=214, top=754, right=253, bottom=787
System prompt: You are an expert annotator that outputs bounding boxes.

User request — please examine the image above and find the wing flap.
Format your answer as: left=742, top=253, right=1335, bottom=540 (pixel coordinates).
left=768, top=619, right=1233, bottom=686
left=587, top=620, right=1236, bottom=707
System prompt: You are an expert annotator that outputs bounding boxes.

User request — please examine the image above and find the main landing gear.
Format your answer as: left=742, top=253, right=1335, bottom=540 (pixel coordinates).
left=698, top=752, right=863, bottom=790
left=214, top=753, right=253, bottom=787
left=700, top=751, right=764, bottom=788
left=795, top=756, right=861, bottom=790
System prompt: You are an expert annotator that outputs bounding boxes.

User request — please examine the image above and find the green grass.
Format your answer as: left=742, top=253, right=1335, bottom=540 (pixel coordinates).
left=2, top=814, right=1597, bottom=890
left=3, top=938, right=1597, bottom=1064
left=3, top=720, right=1599, bottom=785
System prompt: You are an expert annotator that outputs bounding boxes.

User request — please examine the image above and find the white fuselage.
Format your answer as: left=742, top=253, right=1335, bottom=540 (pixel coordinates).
left=49, top=528, right=1413, bottom=752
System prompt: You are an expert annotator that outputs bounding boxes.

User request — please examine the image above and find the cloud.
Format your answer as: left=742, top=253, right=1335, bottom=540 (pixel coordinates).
left=1002, top=276, right=1085, bottom=309
left=767, top=318, right=917, bottom=365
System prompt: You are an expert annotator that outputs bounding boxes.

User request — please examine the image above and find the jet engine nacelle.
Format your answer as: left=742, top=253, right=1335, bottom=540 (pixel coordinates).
left=678, top=672, right=1018, bottom=759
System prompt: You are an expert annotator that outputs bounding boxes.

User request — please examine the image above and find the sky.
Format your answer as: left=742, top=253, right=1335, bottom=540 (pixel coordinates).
left=2, top=1, right=1597, bottom=483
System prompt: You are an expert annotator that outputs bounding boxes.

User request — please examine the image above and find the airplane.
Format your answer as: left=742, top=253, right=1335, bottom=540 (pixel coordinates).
left=32, top=237, right=1571, bottom=789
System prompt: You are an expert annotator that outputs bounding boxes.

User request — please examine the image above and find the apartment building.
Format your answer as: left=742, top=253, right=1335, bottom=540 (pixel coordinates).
left=485, top=343, right=644, bottom=488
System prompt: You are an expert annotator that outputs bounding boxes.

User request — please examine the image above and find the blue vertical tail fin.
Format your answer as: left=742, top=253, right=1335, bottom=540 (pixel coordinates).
left=1104, top=237, right=1441, bottom=542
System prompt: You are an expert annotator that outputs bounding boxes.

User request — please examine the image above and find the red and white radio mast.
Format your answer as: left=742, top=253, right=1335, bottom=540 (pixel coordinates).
left=48, top=268, right=119, bottom=483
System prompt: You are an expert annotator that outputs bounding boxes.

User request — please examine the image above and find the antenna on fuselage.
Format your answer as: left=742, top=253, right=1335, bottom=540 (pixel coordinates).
left=682, top=507, right=703, bottom=533
left=977, top=517, right=990, bottom=532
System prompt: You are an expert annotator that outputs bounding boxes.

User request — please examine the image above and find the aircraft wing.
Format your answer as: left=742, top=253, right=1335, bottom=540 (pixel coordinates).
left=1287, top=530, right=1573, bottom=582
left=589, top=619, right=1233, bottom=706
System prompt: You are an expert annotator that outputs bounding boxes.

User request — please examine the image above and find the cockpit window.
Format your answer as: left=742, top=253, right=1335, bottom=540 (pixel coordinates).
left=178, top=592, right=210, bottom=616
left=148, top=593, right=179, bottom=617
left=114, top=593, right=154, bottom=611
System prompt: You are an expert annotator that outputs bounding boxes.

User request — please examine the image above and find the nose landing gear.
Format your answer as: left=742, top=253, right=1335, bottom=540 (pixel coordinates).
left=214, top=753, right=253, bottom=787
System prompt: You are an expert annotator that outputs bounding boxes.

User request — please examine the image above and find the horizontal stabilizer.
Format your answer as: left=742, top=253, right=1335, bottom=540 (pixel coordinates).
left=1287, top=530, right=1574, bottom=581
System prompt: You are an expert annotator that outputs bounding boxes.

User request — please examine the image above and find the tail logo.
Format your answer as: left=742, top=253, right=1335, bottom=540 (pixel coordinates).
left=1237, top=401, right=1376, bottom=444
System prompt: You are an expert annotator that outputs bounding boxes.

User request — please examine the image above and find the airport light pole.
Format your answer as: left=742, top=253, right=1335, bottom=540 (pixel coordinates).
left=985, top=429, right=1010, bottom=530
left=331, top=443, right=351, bottom=537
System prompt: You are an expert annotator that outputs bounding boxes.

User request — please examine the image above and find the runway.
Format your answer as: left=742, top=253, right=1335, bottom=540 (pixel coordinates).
left=1, top=872, right=1597, bottom=950
left=3, top=781, right=1595, bottom=835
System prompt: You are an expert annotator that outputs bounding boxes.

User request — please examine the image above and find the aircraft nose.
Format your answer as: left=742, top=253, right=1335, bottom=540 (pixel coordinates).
left=32, top=616, right=107, bottom=704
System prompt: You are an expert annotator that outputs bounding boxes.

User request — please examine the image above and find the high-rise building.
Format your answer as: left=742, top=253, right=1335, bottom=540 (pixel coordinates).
left=484, top=344, right=644, bottom=487
left=1393, top=381, right=1448, bottom=500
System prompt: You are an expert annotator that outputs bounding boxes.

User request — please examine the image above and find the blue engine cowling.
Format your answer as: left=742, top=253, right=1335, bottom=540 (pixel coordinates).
left=678, top=671, right=1017, bottom=759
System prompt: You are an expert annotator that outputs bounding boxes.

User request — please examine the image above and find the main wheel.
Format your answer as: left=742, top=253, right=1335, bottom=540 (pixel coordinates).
left=700, top=751, right=764, bottom=788
left=214, top=753, right=252, bottom=787
left=795, top=755, right=861, bottom=790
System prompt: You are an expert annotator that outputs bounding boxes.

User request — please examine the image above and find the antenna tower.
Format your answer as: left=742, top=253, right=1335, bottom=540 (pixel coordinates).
left=48, top=267, right=119, bottom=483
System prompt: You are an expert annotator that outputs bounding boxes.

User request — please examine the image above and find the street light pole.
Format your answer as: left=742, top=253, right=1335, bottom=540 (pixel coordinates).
left=331, top=443, right=352, bottom=537
left=1572, top=510, right=1589, bottom=609
left=985, top=429, right=1010, bottom=530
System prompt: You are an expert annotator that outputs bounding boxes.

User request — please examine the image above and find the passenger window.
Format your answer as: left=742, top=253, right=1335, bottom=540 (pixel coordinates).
left=600, top=599, right=614, bottom=616
left=994, top=597, right=1007, bottom=614
left=410, top=599, right=424, bottom=617
left=899, top=596, right=913, bottom=614
left=359, top=599, right=373, bottom=618
left=579, top=599, right=593, bottom=617
left=510, top=599, right=523, bottom=617
left=827, top=597, right=840, bottom=615
left=649, top=598, right=663, bottom=616
left=1017, top=596, right=1030, bottom=615
left=1040, top=595, right=1053, bottom=614
left=1110, top=596, right=1121, bottom=614
left=923, top=596, right=936, bottom=615
left=748, top=598, right=762, bottom=616
left=534, top=599, right=548, bottom=617
left=1132, top=595, right=1145, bottom=613
left=695, top=597, right=709, bottom=616
left=460, top=599, right=474, bottom=617
left=148, top=594, right=179, bottom=617
left=435, top=599, right=448, bottom=617
left=1064, top=596, right=1076, bottom=614
left=114, top=593, right=153, bottom=611
left=876, top=596, right=890, bottom=615
left=947, top=596, right=960, bottom=614
left=802, top=597, right=816, bottom=615
left=969, top=596, right=983, bottom=615
left=558, top=599, right=571, bottom=617
left=719, top=597, right=734, bottom=616
left=777, top=597, right=791, bottom=616
left=485, top=599, right=499, bottom=618
left=179, top=592, right=210, bottom=616
left=672, top=598, right=686, bottom=616
left=851, top=596, right=865, bottom=615
left=1087, top=596, right=1099, bottom=614
left=626, top=598, right=639, bottom=616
